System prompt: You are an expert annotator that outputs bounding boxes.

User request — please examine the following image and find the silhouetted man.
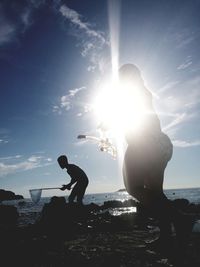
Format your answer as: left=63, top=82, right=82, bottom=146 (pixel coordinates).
left=57, top=155, right=89, bottom=205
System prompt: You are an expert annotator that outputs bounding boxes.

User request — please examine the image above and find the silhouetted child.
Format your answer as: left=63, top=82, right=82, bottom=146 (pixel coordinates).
left=57, top=155, right=89, bottom=205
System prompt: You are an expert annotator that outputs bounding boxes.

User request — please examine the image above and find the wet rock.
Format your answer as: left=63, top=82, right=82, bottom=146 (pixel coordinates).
left=172, top=198, right=190, bottom=211
left=39, top=196, right=67, bottom=228
left=103, top=200, right=124, bottom=208
left=38, top=197, right=89, bottom=239
left=85, top=203, right=101, bottom=212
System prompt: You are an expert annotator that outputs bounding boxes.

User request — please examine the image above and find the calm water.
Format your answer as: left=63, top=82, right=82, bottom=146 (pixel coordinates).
left=2, top=188, right=200, bottom=226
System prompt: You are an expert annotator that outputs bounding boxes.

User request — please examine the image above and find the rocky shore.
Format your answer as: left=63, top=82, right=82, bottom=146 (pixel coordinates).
left=0, top=189, right=24, bottom=202
left=0, top=197, right=200, bottom=267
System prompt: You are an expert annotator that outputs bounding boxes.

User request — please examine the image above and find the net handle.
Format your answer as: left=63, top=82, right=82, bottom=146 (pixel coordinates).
left=29, top=187, right=61, bottom=191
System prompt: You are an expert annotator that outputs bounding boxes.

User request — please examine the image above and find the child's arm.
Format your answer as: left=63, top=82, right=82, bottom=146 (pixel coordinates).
left=60, top=184, right=71, bottom=191
left=60, top=176, right=76, bottom=191
left=67, top=177, right=77, bottom=188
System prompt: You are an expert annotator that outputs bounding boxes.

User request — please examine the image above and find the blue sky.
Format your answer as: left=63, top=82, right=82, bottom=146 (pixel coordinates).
left=0, top=0, right=200, bottom=198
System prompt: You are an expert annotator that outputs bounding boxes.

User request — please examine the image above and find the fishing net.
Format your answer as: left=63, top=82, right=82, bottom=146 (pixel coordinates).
left=29, top=187, right=61, bottom=203
left=29, top=189, right=42, bottom=204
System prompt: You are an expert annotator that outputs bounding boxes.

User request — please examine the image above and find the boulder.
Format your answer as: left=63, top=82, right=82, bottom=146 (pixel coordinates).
left=0, top=205, right=19, bottom=226
left=0, top=189, right=24, bottom=202
left=172, top=198, right=190, bottom=211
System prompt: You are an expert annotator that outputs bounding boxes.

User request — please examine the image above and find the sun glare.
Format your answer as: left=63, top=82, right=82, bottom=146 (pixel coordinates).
left=93, top=81, right=148, bottom=143
left=93, top=0, right=148, bottom=161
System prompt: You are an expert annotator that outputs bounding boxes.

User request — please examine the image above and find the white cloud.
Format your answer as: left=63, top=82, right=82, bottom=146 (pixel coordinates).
left=59, top=5, right=106, bottom=44
left=60, top=95, right=71, bottom=110
left=0, top=155, right=22, bottom=160
left=59, top=4, right=108, bottom=72
left=53, top=86, right=86, bottom=114
left=0, top=161, right=38, bottom=177
left=81, top=42, right=94, bottom=57
left=28, top=155, right=43, bottom=162
left=172, top=139, right=200, bottom=148
left=84, top=104, right=92, bottom=113
left=69, top=87, right=85, bottom=96
left=0, top=154, right=53, bottom=177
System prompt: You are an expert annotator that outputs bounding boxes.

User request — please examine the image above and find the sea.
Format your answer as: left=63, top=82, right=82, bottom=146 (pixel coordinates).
left=2, top=187, right=200, bottom=230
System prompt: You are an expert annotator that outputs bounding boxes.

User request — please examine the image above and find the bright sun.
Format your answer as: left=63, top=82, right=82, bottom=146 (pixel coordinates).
left=93, top=80, right=148, bottom=145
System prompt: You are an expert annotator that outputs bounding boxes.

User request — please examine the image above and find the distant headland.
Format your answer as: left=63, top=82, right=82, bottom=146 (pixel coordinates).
left=117, top=189, right=127, bottom=192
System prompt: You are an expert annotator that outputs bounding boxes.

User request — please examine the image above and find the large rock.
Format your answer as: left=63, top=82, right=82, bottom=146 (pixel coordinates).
left=0, top=205, right=19, bottom=226
left=0, top=189, right=24, bottom=202
left=38, top=197, right=96, bottom=238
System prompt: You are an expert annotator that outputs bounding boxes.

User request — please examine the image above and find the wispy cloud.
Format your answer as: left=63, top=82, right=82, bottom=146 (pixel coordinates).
left=158, top=74, right=200, bottom=113
left=172, top=139, right=200, bottom=148
left=53, top=86, right=86, bottom=114
left=164, top=25, right=197, bottom=51
left=59, top=5, right=106, bottom=43
left=157, top=73, right=200, bottom=147
left=0, top=139, right=8, bottom=144
left=0, top=1, right=44, bottom=47
left=59, top=4, right=108, bottom=72
left=0, top=154, right=53, bottom=177
left=158, top=80, right=180, bottom=94
left=28, top=155, right=43, bottom=162
left=163, top=112, right=188, bottom=132
left=177, top=56, right=192, bottom=70
left=174, top=28, right=196, bottom=49
left=0, top=155, right=22, bottom=160
left=0, top=19, right=15, bottom=46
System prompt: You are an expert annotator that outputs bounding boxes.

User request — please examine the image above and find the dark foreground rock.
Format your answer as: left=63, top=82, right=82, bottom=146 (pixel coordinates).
left=0, top=205, right=19, bottom=226
left=0, top=197, right=200, bottom=267
left=0, top=189, right=23, bottom=202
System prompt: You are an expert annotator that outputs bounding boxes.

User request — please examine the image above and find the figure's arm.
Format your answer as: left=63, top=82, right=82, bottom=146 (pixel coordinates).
left=60, top=177, right=77, bottom=191
left=67, top=176, right=77, bottom=187
left=60, top=184, right=71, bottom=191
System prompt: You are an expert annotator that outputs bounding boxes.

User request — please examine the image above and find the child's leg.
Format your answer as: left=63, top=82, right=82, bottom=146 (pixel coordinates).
left=68, top=183, right=78, bottom=203
left=77, top=183, right=88, bottom=205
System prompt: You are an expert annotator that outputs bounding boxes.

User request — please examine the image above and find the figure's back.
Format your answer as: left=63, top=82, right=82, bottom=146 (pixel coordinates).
left=67, top=164, right=88, bottom=183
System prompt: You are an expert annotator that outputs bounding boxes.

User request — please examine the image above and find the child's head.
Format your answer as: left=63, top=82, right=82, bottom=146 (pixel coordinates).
left=119, top=64, right=143, bottom=86
left=57, top=155, right=68, bottom=169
